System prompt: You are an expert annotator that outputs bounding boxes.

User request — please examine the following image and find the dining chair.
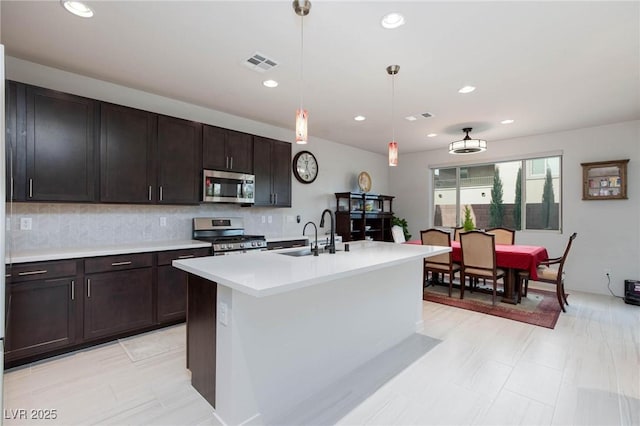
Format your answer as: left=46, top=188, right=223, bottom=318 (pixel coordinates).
left=453, top=226, right=465, bottom=242
left=485, top=227, right=515, bottom=245
left=420, top=229, right=460, bottom=297
left=518, top=232, right=577, bottom=312
left=459, top=230, right=505, bottom=305
left=391, top=225, right=405, bottom=243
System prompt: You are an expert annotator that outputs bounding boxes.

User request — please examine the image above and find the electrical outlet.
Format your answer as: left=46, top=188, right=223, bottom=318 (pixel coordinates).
left=20, top=217, right=32, bottom=231
left=261, top=216, right=266, bottom=224
left=160, top=217, right=167, bottom=227
left=219, top=302, right=229, bottom=326
left=268, top=216, right=272, bottom=224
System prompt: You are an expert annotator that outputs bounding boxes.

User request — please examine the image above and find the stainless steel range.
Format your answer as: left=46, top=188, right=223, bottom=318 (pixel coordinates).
left=193, top=217, right=267, bottom=255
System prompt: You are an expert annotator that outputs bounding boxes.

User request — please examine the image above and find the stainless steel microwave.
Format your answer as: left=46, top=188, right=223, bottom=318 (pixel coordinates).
left=202, top=170, right=255, bottom=204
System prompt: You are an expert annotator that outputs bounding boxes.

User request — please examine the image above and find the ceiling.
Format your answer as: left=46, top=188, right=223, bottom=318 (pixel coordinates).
left=2, top=1, right=639, bottom=155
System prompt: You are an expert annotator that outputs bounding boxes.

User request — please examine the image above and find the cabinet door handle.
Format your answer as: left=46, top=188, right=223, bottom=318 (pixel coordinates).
left=111, top=261, right=132, bottom=266
left=226, top=156, right=229, bottom=169
left=269, top=193, right=273, bottom=204
left=177, top=254, right=195, bottom=259
left=28, top=178, right=33, bottom=198
left=87, top=279, right=91, bottom=298
left=71, top=280, right=75, bottom=301
left=18, top=270, right=47, bottom=276
left=230, top=157, right=233, bottom=169
left=274, top=193, right=278, bottom=205
left=159, top=186, right=163, bottom=201
left=148, top=185, right=152, bottom=201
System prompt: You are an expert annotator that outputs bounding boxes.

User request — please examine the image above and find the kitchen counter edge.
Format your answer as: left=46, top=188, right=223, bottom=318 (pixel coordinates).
left=6, top=240, right=212, bottom=264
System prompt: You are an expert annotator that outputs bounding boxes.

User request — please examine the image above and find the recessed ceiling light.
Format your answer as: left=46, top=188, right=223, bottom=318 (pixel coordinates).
left=405, top=116, right=417, bottom=122
left=381, top=12, right=405, bottom=29
left=61, top=0, right=94, bottom=18
left=354, top=115, right=366, bottom=121
left=427, top=133, right=438, bottom=138
left=458, top=85, right=476, bottom=94
left=500, top=119, right=515, bottom=124
left=262, top=79, right=278, bottom=88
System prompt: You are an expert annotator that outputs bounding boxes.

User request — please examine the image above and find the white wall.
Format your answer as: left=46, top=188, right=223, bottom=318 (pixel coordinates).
left=390, top=120, right=640, bottom=296
left=5, top=57, right=388, bottom=252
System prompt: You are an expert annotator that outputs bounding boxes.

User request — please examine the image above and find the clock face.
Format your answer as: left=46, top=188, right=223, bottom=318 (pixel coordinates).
left=293, top=150, right=318, bottom=184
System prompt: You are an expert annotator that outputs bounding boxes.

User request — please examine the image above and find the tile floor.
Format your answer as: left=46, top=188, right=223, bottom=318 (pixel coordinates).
left=3, top=289, right=639, bottom=425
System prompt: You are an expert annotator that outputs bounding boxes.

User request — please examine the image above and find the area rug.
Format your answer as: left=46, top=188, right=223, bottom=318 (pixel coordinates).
left=423, top=283, right=562, bottom=329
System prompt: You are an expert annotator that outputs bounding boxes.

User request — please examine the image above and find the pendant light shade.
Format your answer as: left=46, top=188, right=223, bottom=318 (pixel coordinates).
left=449, top=127, right=487, bottom=154
left=387, top=64, right=400, bottom=167
left=295, top=109, right=308, bottom=144
left=293, top=0, right=311, bottom=144
left=388, top=141, right=398, bottom=166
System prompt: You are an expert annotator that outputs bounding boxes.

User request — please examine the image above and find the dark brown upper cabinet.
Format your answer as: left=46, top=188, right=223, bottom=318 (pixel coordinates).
left=156, top=115, right=202, bottom=204
left=8, top=84, right=98, bottom=202
left=203, top=125, right=253, bottom=174
left=5, top=80, right=25, bottom=201
left=100, top=103, right=156, bottom=203
left=253, top=136, right=291, bottom=207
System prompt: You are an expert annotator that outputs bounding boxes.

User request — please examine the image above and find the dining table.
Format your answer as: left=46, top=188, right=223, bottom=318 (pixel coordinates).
left=407, top=239, right=549, bottom=304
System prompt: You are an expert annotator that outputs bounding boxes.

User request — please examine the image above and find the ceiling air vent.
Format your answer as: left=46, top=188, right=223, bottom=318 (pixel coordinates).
left=421, top=112, right=434, bottom=119
left=243, top=52, right=279, bottom=73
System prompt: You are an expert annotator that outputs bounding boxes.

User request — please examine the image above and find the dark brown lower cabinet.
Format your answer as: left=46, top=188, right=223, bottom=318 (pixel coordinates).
left=5, top=277, right=76, bottom=362
left=157, top=247, right=210, bottom=324
left=187, top=274, right=217, bottom=408
left=5, top=248, right=210, bottom=367
left=84, top=268, right=154, bottom=340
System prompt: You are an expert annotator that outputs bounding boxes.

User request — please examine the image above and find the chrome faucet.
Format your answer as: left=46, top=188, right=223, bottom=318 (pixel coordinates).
left=302, top=221, right=319, bottom=256
left=319, top=209, right=336, bottom=254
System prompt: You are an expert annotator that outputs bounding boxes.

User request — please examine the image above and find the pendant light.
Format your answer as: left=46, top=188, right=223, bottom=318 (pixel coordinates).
left=387, top=65, right=400, bottom=166
left=293, top=0, right=311, bottom=144
left=448, top=127, right=487, bottom=154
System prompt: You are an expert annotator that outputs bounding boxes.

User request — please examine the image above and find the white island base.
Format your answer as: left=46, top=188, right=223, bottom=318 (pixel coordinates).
left=175, top=241, right=450, bottom=425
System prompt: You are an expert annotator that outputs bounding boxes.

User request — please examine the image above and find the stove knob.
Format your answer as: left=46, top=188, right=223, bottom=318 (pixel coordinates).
left=240, top=243, right=245, bottom=248
left=251, top=241, right=257, bottom=247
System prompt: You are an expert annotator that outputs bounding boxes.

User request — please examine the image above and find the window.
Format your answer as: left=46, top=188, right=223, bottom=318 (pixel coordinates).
left=432, top=155, right=562, bottom=231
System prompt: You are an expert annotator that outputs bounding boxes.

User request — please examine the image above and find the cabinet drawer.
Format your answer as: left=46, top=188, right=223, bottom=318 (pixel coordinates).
left=8, top=260, right=77, bottom=282
left=157, top=248, right=210, bottom=266
left=85, top=253, right=153, bottom=274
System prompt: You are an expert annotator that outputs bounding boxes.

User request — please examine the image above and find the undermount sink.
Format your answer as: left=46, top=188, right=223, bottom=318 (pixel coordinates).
left=276, top=247, right=342, bottom=257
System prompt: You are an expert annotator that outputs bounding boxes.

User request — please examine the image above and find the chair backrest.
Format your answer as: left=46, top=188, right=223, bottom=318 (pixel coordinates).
left=486, top=227, right=515, bottom=245
left=459, top=230, right=497, bottom=272
left=453, top=227, right=465, bottom=242
left=420, top=228, right=452, bottom=265
left=556, top=232, right=578, bottom=277
left=391, top=225, right=405, bottom=243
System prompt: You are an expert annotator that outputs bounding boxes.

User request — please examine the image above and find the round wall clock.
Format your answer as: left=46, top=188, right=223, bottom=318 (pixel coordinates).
left=292, top=150, right=319, bottom=184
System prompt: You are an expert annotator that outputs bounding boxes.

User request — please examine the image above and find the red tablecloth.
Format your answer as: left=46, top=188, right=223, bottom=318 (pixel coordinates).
left=406, top=240, right=548, bottom=280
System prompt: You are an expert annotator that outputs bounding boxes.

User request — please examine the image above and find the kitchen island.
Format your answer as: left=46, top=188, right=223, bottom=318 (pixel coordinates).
left=173, top=240, right=450, bottom=425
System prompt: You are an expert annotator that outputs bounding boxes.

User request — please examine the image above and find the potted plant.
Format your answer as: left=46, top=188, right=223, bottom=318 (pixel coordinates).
left=462, top=205, right=475, bottom=231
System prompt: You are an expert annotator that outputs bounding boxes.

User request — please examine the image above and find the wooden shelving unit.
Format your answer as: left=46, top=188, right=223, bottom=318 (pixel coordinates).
left=335, top=192, right=394, bottom=242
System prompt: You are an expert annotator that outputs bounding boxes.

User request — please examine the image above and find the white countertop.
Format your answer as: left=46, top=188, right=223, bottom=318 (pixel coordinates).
left=173, top=241, right=450, bottom=298
left=7, top=240, right=212, bottom=264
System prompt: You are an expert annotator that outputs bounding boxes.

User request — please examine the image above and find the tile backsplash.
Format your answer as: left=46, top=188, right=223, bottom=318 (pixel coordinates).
left=7, top=203, right=302, bottom=253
